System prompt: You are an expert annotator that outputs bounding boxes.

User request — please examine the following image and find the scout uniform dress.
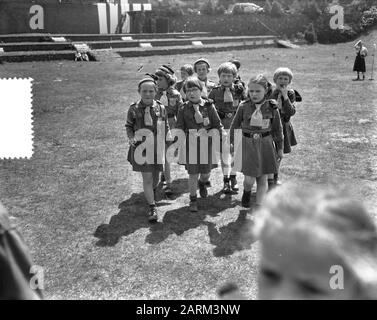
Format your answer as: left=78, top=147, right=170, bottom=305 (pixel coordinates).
left=176, top=98, right=224, bottom=174
left=230, top=98, right=283, bottom=177
left=269, top=88, right=301, bottom=154
left=208, top=83, right=247, bottom=130
left=125, top=100, right=170, bottom=172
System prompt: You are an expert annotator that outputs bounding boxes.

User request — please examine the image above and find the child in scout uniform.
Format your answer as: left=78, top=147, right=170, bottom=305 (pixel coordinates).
left=208, top=62, right=247, bottom=193
left=230, top=74, right=283, bottom=209
left=193, top=58, right=216, bottom=98
left=175, top=64, right=194, bottom=101
left=154, top=65, right=183, bottom=197
left=176, top=77, right=225, bottom=212
left=125, top=78, right=171, bottom=222
left=268, top=67, right=301, bottom=189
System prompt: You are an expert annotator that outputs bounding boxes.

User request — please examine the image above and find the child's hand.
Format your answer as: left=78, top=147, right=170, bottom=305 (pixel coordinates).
left=129, top=137, right=137, bottom=146
left=279, top=87, right=289, bottom=99
left=166, top=131, right=174, bottom=141
left=277, top=149, right=283, bottom=162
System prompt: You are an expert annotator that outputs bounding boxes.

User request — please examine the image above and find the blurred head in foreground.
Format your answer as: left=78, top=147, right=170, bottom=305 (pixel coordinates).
left=253, top=182, right=377, bottom=300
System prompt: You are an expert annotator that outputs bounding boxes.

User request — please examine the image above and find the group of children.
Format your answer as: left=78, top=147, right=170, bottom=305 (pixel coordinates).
left=125, top=57, right=302, bottom=222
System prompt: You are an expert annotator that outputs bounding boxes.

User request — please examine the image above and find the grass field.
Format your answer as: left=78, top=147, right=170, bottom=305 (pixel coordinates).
left=1, top=33, right=377, bottom=299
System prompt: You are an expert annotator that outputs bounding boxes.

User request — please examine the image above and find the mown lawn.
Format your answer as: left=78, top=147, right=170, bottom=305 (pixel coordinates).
left=0, top=34, right=377, bottom=299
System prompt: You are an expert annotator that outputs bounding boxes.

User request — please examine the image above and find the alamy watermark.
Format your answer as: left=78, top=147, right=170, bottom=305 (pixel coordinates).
left=329, top=5, right=345, bottom=30
left=329, top=265, right=344, bottom=290
left=131, top=127, right=244, bottom=169
left=30, top=265, right=45, bottom=290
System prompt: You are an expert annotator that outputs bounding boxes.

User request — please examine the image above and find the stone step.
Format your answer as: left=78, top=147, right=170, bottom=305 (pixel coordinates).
left=0, top=38, right=277, bottom=63
left=0, top=32, right=212, bottom=43
left=0, top=35, right=277, bottom=52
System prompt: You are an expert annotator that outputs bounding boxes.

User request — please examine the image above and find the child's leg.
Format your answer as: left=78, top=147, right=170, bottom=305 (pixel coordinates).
left=189, top=173, right=199, bottom=211
left=142, top=172, right=158, bottom=221
left=221, top=155, right=232, bottom=193
left=244, top=175, right=255, bottom=191
left=242, top=175, right=255, bottom=207
left=141, top=172, right=155, bottom=204
left=199, top=173, right=210, bottom=183
left=152, top=169, right=160, bottom=199
left=189, top=174, right=199, bottom=197
left=256, top=175, right=268, bottom=206
left=164, top=160, right=171, bottom=186
left=163, top=159, right=173, bottom=196
left=198, top=173, right=210, bottom=198
left=152, top=170, right=160, bottom=190
left=267, top=173, right=275, bottom=189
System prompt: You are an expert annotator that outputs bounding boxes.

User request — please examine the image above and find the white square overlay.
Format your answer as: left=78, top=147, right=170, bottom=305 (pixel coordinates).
left=0, top=78, right=33, bottom=159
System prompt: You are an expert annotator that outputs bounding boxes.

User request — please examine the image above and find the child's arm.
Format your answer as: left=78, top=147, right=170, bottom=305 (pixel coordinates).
left=125, top=106, right=136, bottom=141
left=209, top=103, right=224, bottom=134
left=238, top=84, right=248, bottom=101
left=229, top=103, right=244, bottom=144
left=175, top=105, right=185, bottom=131
left=270, top=107, right=283, bottom=152
left=281, top=90, right=296, bottom=117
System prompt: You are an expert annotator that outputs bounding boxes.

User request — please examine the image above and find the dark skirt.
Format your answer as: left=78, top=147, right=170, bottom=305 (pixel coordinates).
left=282, top=121, right=297, bottom=154
left=180, top=133, right=218, bottom=174
left=353, top=53, right=366, bottom=73
left=233, top=134, right=278, bottom=177
left=127, top=136, right=164, bottom=172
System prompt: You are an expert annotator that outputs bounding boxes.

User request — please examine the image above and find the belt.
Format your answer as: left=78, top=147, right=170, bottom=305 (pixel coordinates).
left=168, top=114, right=176, bottom=118
left=243, top=132, right=271, bottom=139
left=219, top=111, right=236, bottom=119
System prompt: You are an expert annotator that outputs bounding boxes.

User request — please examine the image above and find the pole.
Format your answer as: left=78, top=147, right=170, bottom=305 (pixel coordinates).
left=369, top=44, right=375, bottom=80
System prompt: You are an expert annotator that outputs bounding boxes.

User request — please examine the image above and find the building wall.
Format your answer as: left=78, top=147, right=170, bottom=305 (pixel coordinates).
left=0, top=0, right=151, bottom=34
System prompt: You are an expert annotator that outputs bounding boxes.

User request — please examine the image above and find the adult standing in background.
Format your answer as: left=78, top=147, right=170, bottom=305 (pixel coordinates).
left=353, top=40, right=368, bottom=81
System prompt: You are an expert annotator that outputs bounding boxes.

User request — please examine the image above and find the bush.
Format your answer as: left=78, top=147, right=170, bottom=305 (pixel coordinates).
left=313, top=13, right=359, bottom=44
left=302, top=1, right=322, bottom=20
left=360, top=6, right=377, bottom=30
left=215, top=5, right=226, bottom=15
left=304, top=23, right=317, bottom=44
left=263, top=0, right=273, bottom=14
left=201, top=0, right=215, bottom=15
left=270, top=1, right=285, bottom=17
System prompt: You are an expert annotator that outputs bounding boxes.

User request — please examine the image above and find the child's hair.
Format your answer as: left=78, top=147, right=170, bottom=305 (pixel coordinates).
left=273, top=67, right=293, bottom=84
left=229, top=59, right=241, bottom=71
left=248, top=74, right=273, bottom=97
left=253, top=182, right=377, bottom=299
left=193, top=58, right=211, bottom=73
left=155, top=65, right=177, bottom=86
left=183, top=76, right=203, bottom=93
left=217, top=62, right=238, bottom=77
left=138, top=78, right=157, bottom=92
left=181, top=64, right=194, bottom=76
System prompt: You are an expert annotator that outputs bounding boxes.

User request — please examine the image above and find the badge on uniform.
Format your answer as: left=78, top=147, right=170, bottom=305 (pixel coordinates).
left=203, top=117, right=210, bottom=126
left=261, top=119, right=270, bottom=129
left=169, top=98, right=176, bottom=106
left=232, top=99, right=239, bottom=107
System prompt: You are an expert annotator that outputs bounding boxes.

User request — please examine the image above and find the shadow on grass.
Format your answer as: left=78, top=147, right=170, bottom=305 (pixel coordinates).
left=93, top=178, right=188, bottom=247
left=206, top=209, right=257, bottom=257
left=145, top=191, right=245, bottom=248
